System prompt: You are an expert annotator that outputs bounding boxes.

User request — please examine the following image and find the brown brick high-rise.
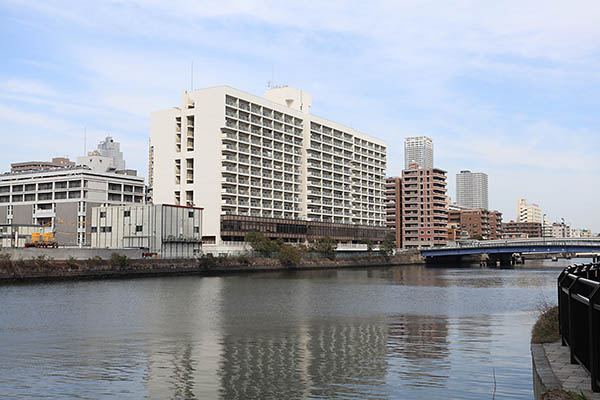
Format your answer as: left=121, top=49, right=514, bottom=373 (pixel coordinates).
left=401, top=165, right=448, bottom=248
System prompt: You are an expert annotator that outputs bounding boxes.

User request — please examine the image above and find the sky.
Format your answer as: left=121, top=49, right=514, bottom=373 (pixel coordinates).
left=1, top=1, right=599, bottom=231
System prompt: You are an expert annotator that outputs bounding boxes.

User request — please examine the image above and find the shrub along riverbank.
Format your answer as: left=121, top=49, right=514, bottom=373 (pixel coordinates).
left=0, top=249, right=424, bottom=284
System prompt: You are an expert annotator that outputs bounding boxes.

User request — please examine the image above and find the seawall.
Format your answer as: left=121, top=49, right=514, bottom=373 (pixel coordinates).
left=0, top=250, right=425, bottom=284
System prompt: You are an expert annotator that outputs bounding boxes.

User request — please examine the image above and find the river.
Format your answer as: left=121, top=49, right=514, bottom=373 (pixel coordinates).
left=0, top=259, right=578, bottom=399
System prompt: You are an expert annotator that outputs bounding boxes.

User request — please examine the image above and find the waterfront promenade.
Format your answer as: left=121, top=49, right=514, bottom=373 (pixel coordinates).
left=533, top=342, right=600, bottom=399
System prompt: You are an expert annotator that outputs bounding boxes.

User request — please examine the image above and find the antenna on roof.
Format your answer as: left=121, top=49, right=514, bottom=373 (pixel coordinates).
left=267, top=64, right=275, bottom=89
left=190, top=60, right=194, bottom=92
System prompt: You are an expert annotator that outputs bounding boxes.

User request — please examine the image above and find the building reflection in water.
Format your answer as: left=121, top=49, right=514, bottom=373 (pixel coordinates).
left=143, top=277, right=224, bottom=400
left=218, top=319, right=390, bottom=400
left=387, top=314, right=450, bottom=388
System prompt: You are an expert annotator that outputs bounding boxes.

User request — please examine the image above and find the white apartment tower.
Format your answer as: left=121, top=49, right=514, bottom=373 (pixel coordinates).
left=404, top=136, right=433, bottom=169
left=516, top=198, right=542, bottom=223
left=150, top=86, right=387, bottom=245
left=456, top=170, right=488, bottom=210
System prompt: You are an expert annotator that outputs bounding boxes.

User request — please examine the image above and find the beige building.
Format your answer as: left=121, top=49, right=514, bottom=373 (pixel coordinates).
left=516, top=198, right=542, bottom=223
left=150, top=85, right=388, bottom=247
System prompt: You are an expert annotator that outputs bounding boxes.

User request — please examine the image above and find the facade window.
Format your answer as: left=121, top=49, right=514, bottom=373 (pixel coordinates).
left=100, top=211, right=106, bottom=218
left=124, top=210, right=131, bottom=217
left=188, top=211, right=194, bottom=218
left=136, top=225, right=143, bottom=232
left=91, top=227, right=97, bottom=233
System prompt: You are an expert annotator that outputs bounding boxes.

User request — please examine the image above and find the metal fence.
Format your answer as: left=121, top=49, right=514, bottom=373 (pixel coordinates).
left=558, top=262, right=600, bottom=392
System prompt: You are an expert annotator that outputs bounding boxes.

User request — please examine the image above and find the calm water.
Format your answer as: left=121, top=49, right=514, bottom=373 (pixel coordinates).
left=0, top=259, right=577, bottom=399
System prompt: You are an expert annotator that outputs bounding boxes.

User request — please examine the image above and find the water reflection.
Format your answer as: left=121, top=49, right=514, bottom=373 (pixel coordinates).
left=0, top=265, right=562, bottom=399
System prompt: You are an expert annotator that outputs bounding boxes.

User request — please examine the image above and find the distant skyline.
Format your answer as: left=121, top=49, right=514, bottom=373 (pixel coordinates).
left=1, top=1, right=599, bottom=231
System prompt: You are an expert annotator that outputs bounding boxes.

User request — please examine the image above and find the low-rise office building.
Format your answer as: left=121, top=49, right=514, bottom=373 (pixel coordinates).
left=502, top=221, right=542, bottom=238
left=11, top=157, right=75, bottom=173
left=90, top=204, right=203, bottom=258
left=448, top=209, right=502, bottom=240
left=0, top=166, right=145, bottom=246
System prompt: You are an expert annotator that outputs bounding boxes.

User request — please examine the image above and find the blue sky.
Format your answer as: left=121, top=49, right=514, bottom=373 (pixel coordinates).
left=1, top=0, right=599, bottom=231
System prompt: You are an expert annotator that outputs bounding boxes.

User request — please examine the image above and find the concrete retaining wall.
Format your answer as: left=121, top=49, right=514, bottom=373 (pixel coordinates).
left=0, top=247, right=143, bottom=261
left=531, top=343, right=561, bottom=400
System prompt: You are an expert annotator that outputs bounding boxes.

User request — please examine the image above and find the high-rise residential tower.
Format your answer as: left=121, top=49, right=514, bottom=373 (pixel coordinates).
left=404, top=136, right=433, bottom=169
left=401, top=164, right=448, bottom=248
left=384, top=177, right=402, bottom=248
left=150, top=85, right=389, bottom=247
left=516, top=198, right=542, bottom=223
left=456, top=170, right=488, bottom=210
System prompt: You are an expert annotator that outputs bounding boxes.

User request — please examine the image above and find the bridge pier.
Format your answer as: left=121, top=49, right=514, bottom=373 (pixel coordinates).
left=487, top=254, right=513, bottom=268
left=424, top=254, right=484, bottom=267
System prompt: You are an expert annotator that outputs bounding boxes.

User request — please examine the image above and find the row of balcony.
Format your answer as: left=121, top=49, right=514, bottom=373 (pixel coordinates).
left=225, top=98, right=303, bottom=127
left=222, top=127, right=302, bottom=145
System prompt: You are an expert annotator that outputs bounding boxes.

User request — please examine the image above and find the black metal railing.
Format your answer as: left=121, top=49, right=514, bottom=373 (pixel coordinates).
left=558, top=262, right=600, bottom=392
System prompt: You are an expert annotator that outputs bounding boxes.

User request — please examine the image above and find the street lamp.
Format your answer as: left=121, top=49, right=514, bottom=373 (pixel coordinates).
left=542, top=213, right=546, bottom=243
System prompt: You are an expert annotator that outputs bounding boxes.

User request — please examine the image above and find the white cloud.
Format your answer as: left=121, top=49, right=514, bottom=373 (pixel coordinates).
left=2, top=0, right=600, bottom=231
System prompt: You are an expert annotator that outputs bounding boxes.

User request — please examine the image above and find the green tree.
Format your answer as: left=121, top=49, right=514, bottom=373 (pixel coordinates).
left=380, top=232, right=396, bottom=261
left=278, top=244, right=301, bottom=267
left=244, top=231, right=281, bottom=257
left=313, top=236, right=337, bottom=260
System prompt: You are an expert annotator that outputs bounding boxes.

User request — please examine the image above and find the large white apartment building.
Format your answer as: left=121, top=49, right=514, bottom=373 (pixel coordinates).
left=404, top=136, right=433, bottom=169
left=456, top=170, right=488, bottom=210
left=150, top=86, right=388, bottom=245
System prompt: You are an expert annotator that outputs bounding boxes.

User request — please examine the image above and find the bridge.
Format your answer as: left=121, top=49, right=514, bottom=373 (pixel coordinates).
left=420, top=238, right=600, bottom=266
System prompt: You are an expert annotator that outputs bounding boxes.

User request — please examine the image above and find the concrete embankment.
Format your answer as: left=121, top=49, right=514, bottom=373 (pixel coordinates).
left=0, top=250, right=424, bottom=283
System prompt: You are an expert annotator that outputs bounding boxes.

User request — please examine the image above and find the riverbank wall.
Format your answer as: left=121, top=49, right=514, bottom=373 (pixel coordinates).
left=0, top=250, right=424, bottom=283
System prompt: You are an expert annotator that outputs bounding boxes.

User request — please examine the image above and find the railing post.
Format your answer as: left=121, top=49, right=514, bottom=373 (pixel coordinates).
left=567, top=276, right=581, bottom=364
left=589, top=286, right=600, bottom=392
left=558, top=270, right=568, bottom=346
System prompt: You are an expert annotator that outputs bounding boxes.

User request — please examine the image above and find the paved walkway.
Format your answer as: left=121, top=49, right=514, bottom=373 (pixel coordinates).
left=543, top=341, right=600, bottom=399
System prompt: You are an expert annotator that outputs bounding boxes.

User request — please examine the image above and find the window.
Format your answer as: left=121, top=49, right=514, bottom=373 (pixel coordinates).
left=136, top=225, right=143, bottom=232
left=124, top=210, right=130, bottom=217
left=188, top=211, right=194, bottom=218
left=100, top=211, right=106, bottom=218
left=91, top=227, right=97, bottom=233
left=194, top=227, right=200, bottom=233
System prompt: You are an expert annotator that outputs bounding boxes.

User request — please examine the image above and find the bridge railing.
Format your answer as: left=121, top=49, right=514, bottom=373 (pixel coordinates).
left=442, top=237, right=600, bottom=250
left=558, top=262, right=600, bottom=392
